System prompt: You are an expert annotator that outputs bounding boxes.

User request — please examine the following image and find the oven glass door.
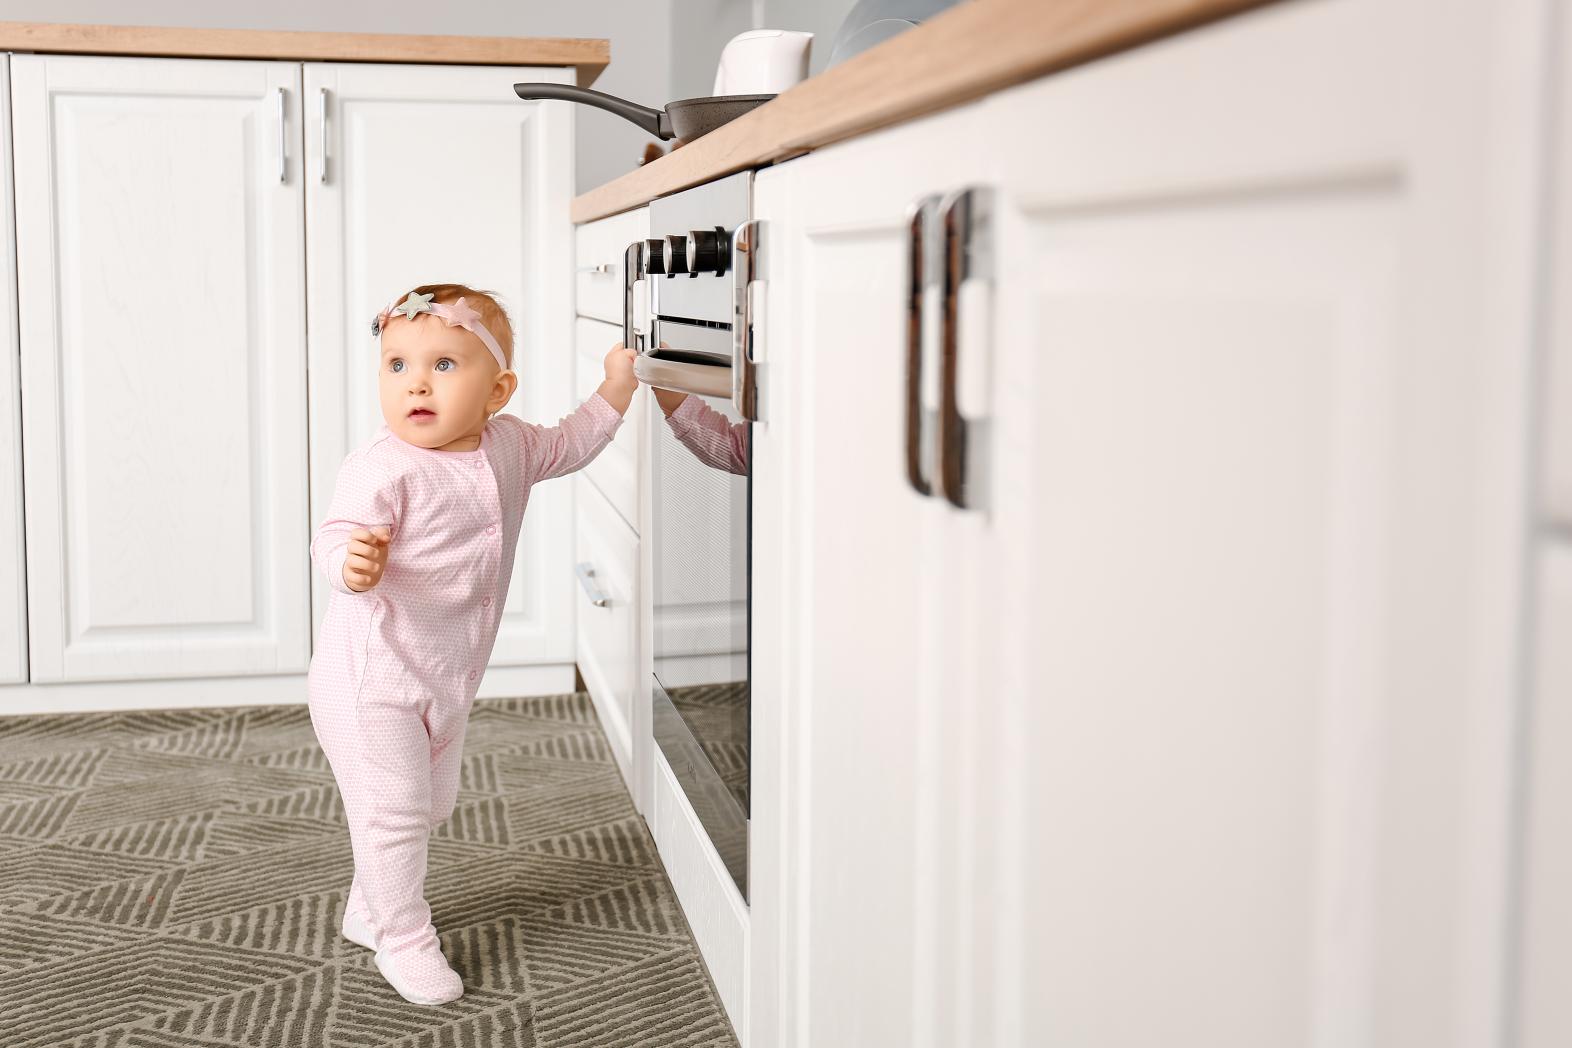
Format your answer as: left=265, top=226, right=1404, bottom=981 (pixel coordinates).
left=648, top=322, right=750, bottom=900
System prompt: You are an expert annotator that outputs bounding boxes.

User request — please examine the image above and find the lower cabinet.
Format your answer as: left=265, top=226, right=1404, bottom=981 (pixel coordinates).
left=573, top=475, right=639, bottom=785
left=750, top=0, right=1542, bottom=1043
left=575, top=317, right=641, bottom=533
left=0, top=55, right=24, bottom=685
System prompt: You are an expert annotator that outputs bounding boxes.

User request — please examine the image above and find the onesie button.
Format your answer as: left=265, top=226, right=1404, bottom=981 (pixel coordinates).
left=481, top=596, right=491, bottom=607
left=467, top=669, right=477, bottom=681
left=486, top=524, right=496, bottom=535
left=473, top=460, right=483, bottom=469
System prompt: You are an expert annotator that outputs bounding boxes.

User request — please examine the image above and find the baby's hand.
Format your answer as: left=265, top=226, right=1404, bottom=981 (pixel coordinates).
left=603, top=342, right=636, bottom=391
left=343, top=525, right=391, bottom=592
left=596, top=343, right=639, bottom=416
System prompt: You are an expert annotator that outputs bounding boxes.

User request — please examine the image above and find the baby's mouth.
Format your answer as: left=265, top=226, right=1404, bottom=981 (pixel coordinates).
left=408, top=407, right=436, bottom=418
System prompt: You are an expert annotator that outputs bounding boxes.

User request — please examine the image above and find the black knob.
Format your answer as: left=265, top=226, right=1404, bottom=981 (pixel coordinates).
left=643, top=238, right=666, bottom=275
left=663, top=234, right=688, bottom=276
left=685, top=227, right=729, bottom=276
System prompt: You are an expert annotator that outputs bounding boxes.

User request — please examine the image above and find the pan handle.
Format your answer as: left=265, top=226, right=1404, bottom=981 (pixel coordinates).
left=513, top=83, right=672, bottom=140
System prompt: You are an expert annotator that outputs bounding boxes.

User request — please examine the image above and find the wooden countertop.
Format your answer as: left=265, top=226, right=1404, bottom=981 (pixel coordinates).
left=0, top=21, right=608, bottom=87
left=572, top=0, right=1273, bottom=223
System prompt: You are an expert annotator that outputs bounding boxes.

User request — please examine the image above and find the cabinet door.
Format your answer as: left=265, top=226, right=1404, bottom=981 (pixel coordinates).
left=304, top=61, right=576, bottom=665
left=0, top=56, right=23, bottom=683
left=750, top=102, right=989, bottom=1048
left=12, top=54, right=309, bottom=683
left=989, top=0, right=1536, bottom=1044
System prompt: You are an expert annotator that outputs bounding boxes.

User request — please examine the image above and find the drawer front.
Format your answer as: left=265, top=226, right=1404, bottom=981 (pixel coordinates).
left=575, top=475, right=639, bottom=780
left=575, top=207, right=648, bottom=325
left=576, top=317, right=640, bottom=533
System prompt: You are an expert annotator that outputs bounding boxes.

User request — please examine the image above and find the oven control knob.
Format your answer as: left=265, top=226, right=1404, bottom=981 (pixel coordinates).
left=663, top=234, right=689, bottom=276
left=685, top=228, right=729, bottom=276
left=643, top=238, right=666, bottom=275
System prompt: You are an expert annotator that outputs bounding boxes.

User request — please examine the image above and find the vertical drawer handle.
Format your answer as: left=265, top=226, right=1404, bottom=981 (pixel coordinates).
left=905, top=194, right=940, bottom=497
left=576, top=562, right=611, bottom=607
left=276, top=87, right=287, bottom=184
left=937, top=186, right=992, bottom=510
left=318, top=87, right=328, bottom=184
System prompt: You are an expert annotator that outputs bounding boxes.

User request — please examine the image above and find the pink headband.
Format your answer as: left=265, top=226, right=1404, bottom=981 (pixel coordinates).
left=374, top=291, right=509, bottom=372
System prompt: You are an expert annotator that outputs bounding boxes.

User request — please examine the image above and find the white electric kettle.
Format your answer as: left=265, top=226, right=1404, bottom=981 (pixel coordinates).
left=712, top=29, right=814, bottom=96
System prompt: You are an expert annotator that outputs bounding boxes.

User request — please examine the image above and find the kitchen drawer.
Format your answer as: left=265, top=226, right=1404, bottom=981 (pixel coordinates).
left=576, top=316, right=640, bottom=533
left=575, top=207, right=648, bottom=325
left=575, top=474, right=638, bottom=784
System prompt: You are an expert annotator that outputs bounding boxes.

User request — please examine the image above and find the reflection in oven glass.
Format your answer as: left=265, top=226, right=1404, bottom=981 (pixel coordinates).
left=650, top=385, right=750, bottom=899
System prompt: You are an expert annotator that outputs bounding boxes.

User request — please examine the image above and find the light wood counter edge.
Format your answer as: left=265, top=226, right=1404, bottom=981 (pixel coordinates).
left=0, top=21, right=609, bottom=87
left=572, top=0, right=1276, bottom=223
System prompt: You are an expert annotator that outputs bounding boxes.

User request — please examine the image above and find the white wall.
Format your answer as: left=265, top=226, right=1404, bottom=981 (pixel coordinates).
left=0, top=0, right=675, bottom=195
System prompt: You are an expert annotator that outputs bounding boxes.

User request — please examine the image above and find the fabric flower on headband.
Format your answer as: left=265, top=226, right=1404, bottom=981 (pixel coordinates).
left=373, top=291, right=508, bottom=372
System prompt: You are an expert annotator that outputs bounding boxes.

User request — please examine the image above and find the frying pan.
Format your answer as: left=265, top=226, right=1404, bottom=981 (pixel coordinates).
left=512, top=83, right=774, bottom=143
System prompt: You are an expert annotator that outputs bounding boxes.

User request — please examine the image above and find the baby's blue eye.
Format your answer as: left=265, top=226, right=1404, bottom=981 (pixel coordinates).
left=437, top=359, right=454, bottom=372
left=390, top=359, right=403, bottom=373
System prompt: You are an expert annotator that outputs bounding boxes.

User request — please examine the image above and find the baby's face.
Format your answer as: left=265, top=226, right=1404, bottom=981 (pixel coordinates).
left=378, top=314, right=508, bottom=449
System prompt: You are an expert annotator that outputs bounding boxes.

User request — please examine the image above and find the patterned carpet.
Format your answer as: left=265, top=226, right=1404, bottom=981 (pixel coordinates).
left=0, top=692, right=740, bottom=1048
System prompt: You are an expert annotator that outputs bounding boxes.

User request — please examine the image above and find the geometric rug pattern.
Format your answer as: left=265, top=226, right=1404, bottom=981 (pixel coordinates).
left=0, top=693, right=739, bottom=1048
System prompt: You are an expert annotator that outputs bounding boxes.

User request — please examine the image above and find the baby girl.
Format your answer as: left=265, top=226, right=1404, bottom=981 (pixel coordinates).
left=306, top=282, right=637, bottom=1006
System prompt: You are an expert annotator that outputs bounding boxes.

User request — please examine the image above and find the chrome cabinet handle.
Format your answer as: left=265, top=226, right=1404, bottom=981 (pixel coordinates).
left=731, top=219, right=762, bottom=421
left=318, top=87, right=328, bottom=184
left=579, top=262, right=613, bottom=274
left=937, top=186, right=992, bottom=510
left=575, top=562, right=610, bottom=607
left=623, top=240, right=644, bottom=351
left=905, top=195, right=940, bottom=497
left=276, top=87, right=286, bottom=183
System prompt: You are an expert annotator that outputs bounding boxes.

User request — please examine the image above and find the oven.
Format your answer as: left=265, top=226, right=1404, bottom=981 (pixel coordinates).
left=625, top=170, right=757, bottom=900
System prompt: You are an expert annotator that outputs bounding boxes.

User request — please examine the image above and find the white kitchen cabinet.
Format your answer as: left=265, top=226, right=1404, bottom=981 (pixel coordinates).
left=575, top=206, right=647, bottom=326
left=303, top=60, right=576, bottom=667
left=11, top=54, right=311, bottom=683
left=751, top=0, right=1540, bottom=1043
left=0, top=56, right=24, bottom=684
left=573, top=474, right=639, bottom=784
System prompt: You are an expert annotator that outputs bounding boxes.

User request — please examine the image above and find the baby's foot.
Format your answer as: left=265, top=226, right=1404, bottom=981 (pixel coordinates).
left=341, top=906, right=377, bottom=950
left=374, top=936, right=463, bottom=1006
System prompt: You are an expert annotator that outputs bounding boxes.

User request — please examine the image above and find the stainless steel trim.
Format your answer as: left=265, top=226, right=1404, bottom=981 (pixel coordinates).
left=575, top=563, right=610, bottom=607
left=905, top=195, right=939, bottom=497
left=938, top=186, right=992, bottom=510
left=318, top=87, right=328, bottom=184
left=622, top=240, right=644, bottom=350
left=276, top=87, right=286, bottom=183
left=731, top=219, right=762, bottom=421
left=634, top=354, right=731, bottom=397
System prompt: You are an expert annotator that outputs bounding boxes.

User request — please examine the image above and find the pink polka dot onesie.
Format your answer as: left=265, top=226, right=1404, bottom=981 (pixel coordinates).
left=306, top=392, right=622, bottom=998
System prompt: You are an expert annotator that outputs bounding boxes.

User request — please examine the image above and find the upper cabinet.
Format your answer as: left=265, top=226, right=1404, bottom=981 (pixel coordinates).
left=11, top=55, right=310, bottom=682
left=302, top=61, right=576, bottom=664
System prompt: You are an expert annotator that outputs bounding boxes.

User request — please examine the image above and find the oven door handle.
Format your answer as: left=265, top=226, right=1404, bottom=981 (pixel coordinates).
left=622, top=240, right=645, bottom=352
left=731, top=220, right=762, bottom=421
left=633, top=353, right=732, bottom=398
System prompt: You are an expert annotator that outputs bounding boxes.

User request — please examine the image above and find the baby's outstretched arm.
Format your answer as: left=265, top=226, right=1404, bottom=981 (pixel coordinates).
left=514, top=344, right=637, bottom=483
left=656, top=388, right=749, bottom=477
left=311, top=450, right=399, bottom=595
